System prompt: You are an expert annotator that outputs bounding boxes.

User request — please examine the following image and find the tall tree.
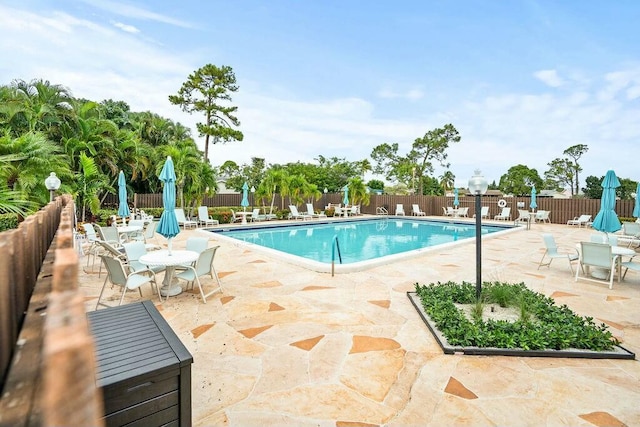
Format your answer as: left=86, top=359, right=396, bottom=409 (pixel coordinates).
left=371, top=124, right=460, bottom=194
left=544, top=158, right=574, bottom=194
left=439, top=170, right=455, bottom=193
left=564, top=144, right=588, bottom=196
left=498, top=165, right=543, bottom=196
left=169, top=64, right=243, bottom=161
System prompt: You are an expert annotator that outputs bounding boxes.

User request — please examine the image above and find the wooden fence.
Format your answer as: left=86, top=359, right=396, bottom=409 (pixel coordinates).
left=0, top=196, right=103, bottom=426
left=106, top=193, right=637, bottom=225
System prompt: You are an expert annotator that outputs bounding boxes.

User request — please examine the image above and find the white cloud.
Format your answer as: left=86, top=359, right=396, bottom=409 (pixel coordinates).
left=112, top=21, right=140, bottom=34
left=79, top=0, right=194, bottom=28
left=377, top=87, right=424, bottom=100
left=533, top=69, right=564, bottom=88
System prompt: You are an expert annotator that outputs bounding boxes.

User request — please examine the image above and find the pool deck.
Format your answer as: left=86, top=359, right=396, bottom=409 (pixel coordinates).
left=79, top=216, right=640, bottom=426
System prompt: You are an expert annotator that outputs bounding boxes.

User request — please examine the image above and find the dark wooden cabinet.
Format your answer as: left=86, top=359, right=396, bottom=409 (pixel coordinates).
left=88, top=301, right=193, bottom=427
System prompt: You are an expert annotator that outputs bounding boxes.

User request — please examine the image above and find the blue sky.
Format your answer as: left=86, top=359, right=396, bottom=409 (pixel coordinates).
left=1, top=0, right=639, bottom=188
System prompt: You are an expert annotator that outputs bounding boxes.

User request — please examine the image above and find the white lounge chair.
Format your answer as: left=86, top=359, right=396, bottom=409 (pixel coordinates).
left=412, top=204, right=426, bottom=216
left=289, top=205, right=312, bottom=220
left=535, top=210, right=550, bottom=223
left=473, top=206, right=489, bottom=219
left=175, top=208, right=197, bottom=229
left=457, top=207, right=469, bottom=217
left=230, top=209, right=243, bottom=223
left=567, top=214, right=592, bottom=227
left=306, top=203, right=326, bottom=219
left=494, top=207, right=511, bottom=221
left=197, top=206, right=219, bottom=227
left=395, top=204, right=405, bottom=216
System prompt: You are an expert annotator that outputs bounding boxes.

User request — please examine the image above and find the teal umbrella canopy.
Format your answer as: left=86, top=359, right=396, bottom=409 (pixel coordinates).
left=241, top=182, right=249, bottom=211
left=453, top=188, right=459, bottom=207
left=591, top=170, right=621, bottom=234
left=530, top=186, right=537, bottom=210
left=157, top=156, right=180, bottom=243
left=343, top=185, right=349, bottom=206
left=117, top=170, right=130, bottom=218
left=633, top=183, right=640, bottom=218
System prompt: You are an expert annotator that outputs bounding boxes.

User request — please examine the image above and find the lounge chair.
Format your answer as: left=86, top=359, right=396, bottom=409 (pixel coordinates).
left=535, top=210, right=550, bottom=223
left=395, top=204, right=405, bottom=216
left=457, top=207, right=469, bottom=217
left=289, top=205, right=313, bottom=220
left=567, top=214, right=592, bottom=227
left=229, top=209, right=243, bottom=223
left=197, top=206, right=219, bottom=227
left=175, top=208, right=198, bottom=229
left=473, top=206, right=489, bottom=219
left=306, top=203, right=327, bottom=219
left=250, top=208, right=264, bottom=222
left=446, top=207, right=456, bottom=217
left=412, top=204, right=426, bottom=216
left=575, top=242, right=620, bottom=289
left=538, top=233, right=579, bottom=273
left=494, top=207, right=511, bottom=221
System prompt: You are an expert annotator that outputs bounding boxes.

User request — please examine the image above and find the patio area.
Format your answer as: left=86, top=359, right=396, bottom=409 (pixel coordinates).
left=78, top=217, right=640, bottom=426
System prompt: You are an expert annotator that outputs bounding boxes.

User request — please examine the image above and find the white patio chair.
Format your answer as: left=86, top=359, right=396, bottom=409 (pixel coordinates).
left=538, top=233, right=579, bottom=274
left=175, top=246, right=222, bottom=303
left=96, top=255, right=160, bottom=309
left=395, top=204, right=405, bottom=216
left=575, top=242, right=620, bottom=289
left=494, top=207, right=511, bottom=221
left=567, top=214, right=592, bottom=227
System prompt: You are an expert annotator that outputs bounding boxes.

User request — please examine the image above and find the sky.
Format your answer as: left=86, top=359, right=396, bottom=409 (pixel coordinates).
left=1, top=0, right=639, bottom=189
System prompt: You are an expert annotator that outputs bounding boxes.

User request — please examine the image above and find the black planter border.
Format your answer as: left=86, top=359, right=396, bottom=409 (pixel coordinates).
left=407, top=292, right=636, bottom=360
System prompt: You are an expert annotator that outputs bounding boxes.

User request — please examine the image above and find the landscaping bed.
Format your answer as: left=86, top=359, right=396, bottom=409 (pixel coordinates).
left=408, top=281, right=635, bottom=359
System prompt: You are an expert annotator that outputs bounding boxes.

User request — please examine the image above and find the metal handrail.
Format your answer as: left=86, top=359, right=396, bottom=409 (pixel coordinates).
left=331, top=234, right=342, bottom=276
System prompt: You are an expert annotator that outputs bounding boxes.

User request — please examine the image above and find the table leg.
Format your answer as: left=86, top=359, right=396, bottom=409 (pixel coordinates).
left=241, top=215, right=247, bottom=225
left=160, top=266, right=183, bottom=297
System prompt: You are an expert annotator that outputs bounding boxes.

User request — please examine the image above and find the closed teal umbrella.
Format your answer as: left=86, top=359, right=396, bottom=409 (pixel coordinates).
left=343, top=185, right=349, bottom=206
left=530, top=185, right=537, bottom=211
left=591, top=170, right=621, bottom=234
left=157, top=156, right=180, bottom=254
left=633, top=183, right=640, bottom=219
left=241, top=182, right=249, bottom=211
left=453, top=188, right=459, bottom=207
left=117, top=170, right=130, bottom=224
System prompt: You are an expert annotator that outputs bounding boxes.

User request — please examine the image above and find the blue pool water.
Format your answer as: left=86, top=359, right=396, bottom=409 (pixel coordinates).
left=208, top=218, right=514, bottom=271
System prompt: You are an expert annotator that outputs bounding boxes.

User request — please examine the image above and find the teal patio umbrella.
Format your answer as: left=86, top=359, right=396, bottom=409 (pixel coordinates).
left=591, top=170, right=622, bottom=235
left=530, top=185, right=537, bottom=211
left=342, top=185, right=349, bottom=206
left=633, top=183, right=640, bottom=219
left=156, top=156, right=180, bottom=254
left=453, top=188, right=459, bottom=207
left=241, top=182, right=249, bottom=211
left=117, top=170, right=130, bottom=225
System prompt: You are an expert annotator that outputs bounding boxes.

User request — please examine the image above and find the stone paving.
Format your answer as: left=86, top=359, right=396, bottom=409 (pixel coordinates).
left=78, top=217, right=640, bottom=427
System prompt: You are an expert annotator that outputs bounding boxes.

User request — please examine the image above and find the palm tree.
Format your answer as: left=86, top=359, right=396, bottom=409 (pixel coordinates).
left=439, top=170, right=455, bottom=193
left=75, top=153, right=109, bottom=222
left=347, top=177, right=370, bottom=207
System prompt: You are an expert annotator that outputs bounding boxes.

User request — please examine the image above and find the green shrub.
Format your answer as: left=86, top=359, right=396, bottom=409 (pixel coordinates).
left=415, top=281, right=618, bottom=351
left=0, top=213, right=19, bottom=232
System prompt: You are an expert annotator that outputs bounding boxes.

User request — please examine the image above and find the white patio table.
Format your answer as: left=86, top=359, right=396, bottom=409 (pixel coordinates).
left=140, top=249, right=198, bottom=297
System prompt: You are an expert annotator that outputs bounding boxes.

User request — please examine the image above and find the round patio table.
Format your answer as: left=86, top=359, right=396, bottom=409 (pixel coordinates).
left=140, top=249, right=199, bottom=297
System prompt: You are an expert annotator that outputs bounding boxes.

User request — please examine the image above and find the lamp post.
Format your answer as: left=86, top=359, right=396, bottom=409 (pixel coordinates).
left=468, top=169, right=488, bottom=301
left=250, top=186, right=255, bottom=211
left=324, top=187, right=328, bottom=209
left=45, top=172, right=61, bottom=202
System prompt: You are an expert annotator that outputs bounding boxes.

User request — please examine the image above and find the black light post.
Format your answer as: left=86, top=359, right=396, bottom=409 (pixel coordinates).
left=250, top=186, right=255, bottom=211
left=323, top=187, right=328, bottom=209
left=468, top=170, right=488, bottom=301
left=45, top=172, right=61, bottom=202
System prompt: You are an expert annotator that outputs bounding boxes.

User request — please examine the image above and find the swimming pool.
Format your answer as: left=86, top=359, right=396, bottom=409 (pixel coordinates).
left=207, top=217, right=518, bottom=273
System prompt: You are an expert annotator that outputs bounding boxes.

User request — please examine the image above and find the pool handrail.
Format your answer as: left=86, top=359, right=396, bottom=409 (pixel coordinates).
left=331, top=234, right=342, bottom=276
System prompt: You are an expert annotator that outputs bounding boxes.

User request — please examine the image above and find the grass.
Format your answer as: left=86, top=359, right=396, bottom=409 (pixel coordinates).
left=415, top=281, right=619, bottom=352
